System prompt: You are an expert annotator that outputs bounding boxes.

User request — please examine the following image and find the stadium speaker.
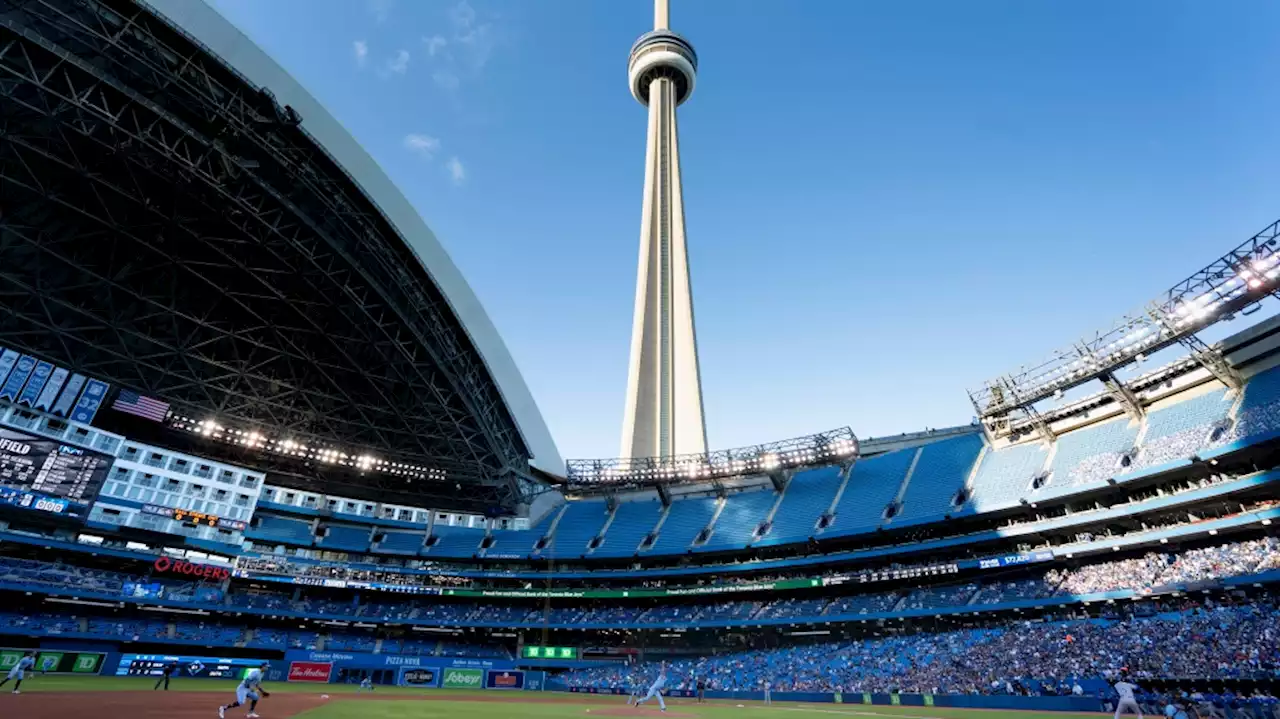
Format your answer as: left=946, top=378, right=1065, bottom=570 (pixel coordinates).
left=315, top=526, right=329, bottom=538
left=372, top=532, right=386, bottom=543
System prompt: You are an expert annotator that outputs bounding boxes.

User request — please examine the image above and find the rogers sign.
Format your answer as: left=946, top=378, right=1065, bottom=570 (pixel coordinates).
left=153, top=556, right=230, bottom=581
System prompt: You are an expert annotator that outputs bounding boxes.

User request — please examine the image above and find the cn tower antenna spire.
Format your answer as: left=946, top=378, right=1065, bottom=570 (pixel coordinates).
left=620, top=0, right=706, bottom=460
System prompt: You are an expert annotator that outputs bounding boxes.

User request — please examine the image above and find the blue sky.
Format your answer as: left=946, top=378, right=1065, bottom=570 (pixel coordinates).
left=207, top=0, right=1280, bottom=461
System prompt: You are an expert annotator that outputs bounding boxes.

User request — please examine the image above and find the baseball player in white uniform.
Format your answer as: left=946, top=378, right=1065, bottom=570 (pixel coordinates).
left=219, top=662, right=272, bottom=718
left=1114, top=675, right=1144, bottom=719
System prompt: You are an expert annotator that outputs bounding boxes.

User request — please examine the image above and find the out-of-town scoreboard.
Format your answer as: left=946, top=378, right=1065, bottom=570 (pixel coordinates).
left=522, top=645, right=578, bottom=660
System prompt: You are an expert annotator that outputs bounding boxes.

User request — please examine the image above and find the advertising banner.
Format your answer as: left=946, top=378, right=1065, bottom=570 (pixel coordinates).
left=485, top=670, right=525, bottom=690
left=399, top=668, right=439, bottom=688
left=287, top=661, right=333, bottom=683
left=0, top=649, right=104, bottom=675
left=442, top=668, right=484, bottom=689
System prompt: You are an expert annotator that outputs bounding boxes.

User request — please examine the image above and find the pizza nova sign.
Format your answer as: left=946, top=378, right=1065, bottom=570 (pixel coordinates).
left=152, top=556, right=230, bottom=581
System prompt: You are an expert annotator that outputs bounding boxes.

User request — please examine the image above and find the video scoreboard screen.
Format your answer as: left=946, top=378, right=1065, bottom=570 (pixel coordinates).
left=116, top=654, right=266, bottom=679
left=0, top=427, right=112, bottom=518
left=522, top=645, right=579, bottom=660
left=141, top=504, right=247, bottom=531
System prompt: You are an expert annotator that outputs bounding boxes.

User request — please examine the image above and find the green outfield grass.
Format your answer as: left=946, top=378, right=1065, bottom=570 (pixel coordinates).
left=10, top=674, right=1110, bottom=719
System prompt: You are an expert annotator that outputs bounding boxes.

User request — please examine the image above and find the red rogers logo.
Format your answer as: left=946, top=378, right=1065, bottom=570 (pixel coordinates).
left=153, top=556, right=230, bottom=581
left=288, top=662, right=333, bottom=683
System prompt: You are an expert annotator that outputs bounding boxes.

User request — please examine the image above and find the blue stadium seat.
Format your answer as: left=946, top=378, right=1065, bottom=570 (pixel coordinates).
left=965, top=440, right=1048, bottom=512
left=1041, top=415, right=1139, bottom=493
left=317, top=524, right=370, bottom=552
left=591, top=499, right=663, bottom=558
left=485, top=510, right=557, bottom=559
left=648, top=496, right=719, bottom=554
left=425, top=526, right=486, bottom=558
left=1231, top=366, right=1280, bottom=441
left=895, top=433, right=984, bottom=524
left=377, top=531, right=427, bottom=554
left=246, top=515, right=315, bottom=546
left=696, top=490, right=777, bottom=552
left=542, top=500, right=610, bottom=558
left=753, top=466, right=842, bottom=547
left=1135, top=386, right=1232, bottom=469
left=825, top=449, right=914, bottom=536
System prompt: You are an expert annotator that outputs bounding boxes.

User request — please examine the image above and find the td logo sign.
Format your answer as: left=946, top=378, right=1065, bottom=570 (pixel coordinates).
left=442, top=668, right=483, bottom=688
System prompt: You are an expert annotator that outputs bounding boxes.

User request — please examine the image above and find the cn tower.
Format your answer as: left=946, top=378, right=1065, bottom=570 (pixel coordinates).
left=619, top=0, right=708, bottom=459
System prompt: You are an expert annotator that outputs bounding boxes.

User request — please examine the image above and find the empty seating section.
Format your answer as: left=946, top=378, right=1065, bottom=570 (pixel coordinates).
left=649, top=496, right=719, bottom=554
left=823, top=592, right=901, bottom=616
left=248, top=628, right=287, bottom=647
left=826, top=450, right=913, bottom=535
left=592, top=500, right=663, bottom=557
left=359, top=602, right=416, bottom=621
left=900, top=583, right=979, bottom=610
left=426, top=526, right=485, bottom=558
left=757, top=598, right=829, bottom=619
left=248, top=515, right=313, bottom=545
left=1043, top=416, right=1139, bottom=492
left=1232, top=366, right=1280, bottom=441
left=971, top=579, right=1052, bottom=605
left=698, top=601, right=762, bottom=620
left=1135, top=387, right=1232, bottom=469
left=326, top=632, right=376, bottom=652
left=965, top=441, right=1047, bottom=512
left=485, top=512, right=555, bottom=558
left=895, top=434, right=984, bottom=523
left=288, top=631, right=320, bottom=649
left=547, top=500, right=610, bottom=558
left=318, top=525, right=369, bottom=551
left=438, top=641, right=509, bottom=659
left=697, top=490, right=777, bottom=551
left=399, top=638, right=437, bottom=655
left=755, top=466, right=841, bottom=546
left=376, top=531, right=426, bottom=554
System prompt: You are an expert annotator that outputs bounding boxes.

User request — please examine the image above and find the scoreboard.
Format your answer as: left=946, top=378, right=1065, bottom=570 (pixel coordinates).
left=0, top=427, right=113, bottom=518
left=116, top=654, right=267, bottom=679
left=522, top=645, right=579, bottom=660
left=141, top=504, right=247, bottom=531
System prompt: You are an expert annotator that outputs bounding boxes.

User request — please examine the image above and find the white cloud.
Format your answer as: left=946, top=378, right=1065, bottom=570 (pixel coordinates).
left=424, top=35, right=448, bottom=58
left=447, top=157, right=466, bottom=185
left=432, top=69, right=460, bottom=91
left=367, top=0, right=393, bottom=23
left=403, top=134, right=441, bottom=158
left=419, top=1, right=498, bottom=91
left=353, top=40, right=368, bottom=67
left=385, top=49, right=410, bottom=75
left=450, top=0, right=495, bottom=72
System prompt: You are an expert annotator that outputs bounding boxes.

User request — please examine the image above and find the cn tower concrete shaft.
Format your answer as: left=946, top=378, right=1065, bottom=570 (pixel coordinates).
left=619, top=0, right=707, bottom=459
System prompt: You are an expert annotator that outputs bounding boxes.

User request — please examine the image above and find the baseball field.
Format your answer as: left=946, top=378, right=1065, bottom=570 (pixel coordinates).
left=0, top=676, right=1112, bottom=719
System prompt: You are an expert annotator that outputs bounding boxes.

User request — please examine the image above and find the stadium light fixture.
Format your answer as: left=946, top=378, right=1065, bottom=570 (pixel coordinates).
left=564, top=427, right=857, bottom=488
left=972, top=218, right=1280, bottom=420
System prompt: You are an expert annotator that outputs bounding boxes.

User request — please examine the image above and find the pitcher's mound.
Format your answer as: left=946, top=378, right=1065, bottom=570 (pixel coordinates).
left=587, top=708, right=698, bottom=718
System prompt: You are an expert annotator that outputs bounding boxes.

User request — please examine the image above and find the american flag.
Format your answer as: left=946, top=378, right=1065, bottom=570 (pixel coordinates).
left=112, top=390, right=170, bottom=422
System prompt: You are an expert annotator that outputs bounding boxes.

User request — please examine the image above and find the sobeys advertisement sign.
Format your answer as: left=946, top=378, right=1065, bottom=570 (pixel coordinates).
left=442, top=668, right=483, bottom=688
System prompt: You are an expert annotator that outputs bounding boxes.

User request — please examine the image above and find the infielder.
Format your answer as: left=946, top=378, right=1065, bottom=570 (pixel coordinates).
left=0, top=652, right=39, bottom=694
left=219, top=662, right=272, bottom=718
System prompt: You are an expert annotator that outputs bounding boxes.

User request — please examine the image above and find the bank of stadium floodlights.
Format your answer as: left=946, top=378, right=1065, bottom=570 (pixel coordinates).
left=564, top=428, right=858, bottom=489
left=969, top=217, right=1280, bottom=434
